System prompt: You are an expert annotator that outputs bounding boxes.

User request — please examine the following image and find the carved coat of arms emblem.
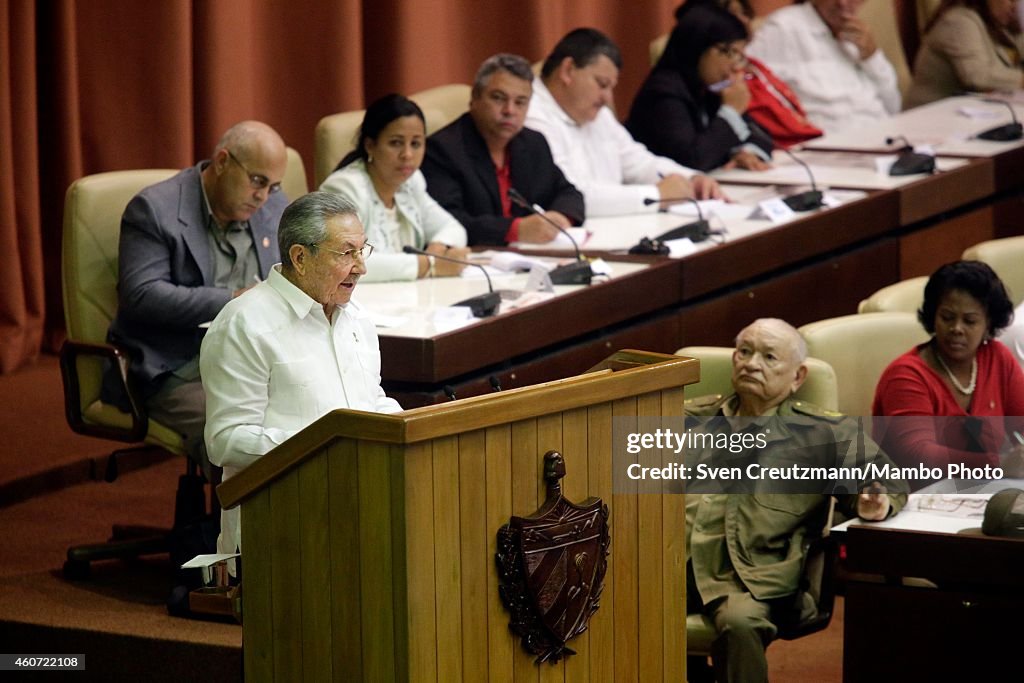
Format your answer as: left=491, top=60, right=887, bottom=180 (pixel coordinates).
left=496, top=451, right=610, bottom=664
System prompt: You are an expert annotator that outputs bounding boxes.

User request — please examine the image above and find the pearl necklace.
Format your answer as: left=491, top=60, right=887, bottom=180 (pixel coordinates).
left=934, top=351, right=977, bottom=395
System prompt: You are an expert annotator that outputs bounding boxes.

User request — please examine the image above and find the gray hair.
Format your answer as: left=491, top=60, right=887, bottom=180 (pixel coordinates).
left=473, top=53, right=535, bottom=97
left=279, top=192, right=359, bottom=270
left=736, top=318, right=808, bottom=363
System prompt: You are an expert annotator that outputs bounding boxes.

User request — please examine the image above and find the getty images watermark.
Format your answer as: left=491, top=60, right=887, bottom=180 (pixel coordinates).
left=612, top=416, right=1021, bottom=495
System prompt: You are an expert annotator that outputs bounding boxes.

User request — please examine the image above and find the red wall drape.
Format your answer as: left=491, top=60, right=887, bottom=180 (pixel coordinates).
left=0, top=0, right=918, bottom=374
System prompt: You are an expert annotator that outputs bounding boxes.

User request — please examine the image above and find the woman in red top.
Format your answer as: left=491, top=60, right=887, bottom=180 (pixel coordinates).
left=873, top=261, right=1024, bottom=486
left=718, top=0, right=823, bottom=148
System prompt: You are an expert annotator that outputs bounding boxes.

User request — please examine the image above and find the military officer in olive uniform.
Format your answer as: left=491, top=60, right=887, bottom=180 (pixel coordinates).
left=684, top=318, right=907, bottom=683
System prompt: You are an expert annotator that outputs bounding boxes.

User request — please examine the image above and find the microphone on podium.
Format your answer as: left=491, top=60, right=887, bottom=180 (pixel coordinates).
left=402, top=245, right=500, bottom=318
left=641, top=196, right=712, bottom=242
left=884, top=135, right=935, bottom=176
left=779, top=148, right=824, bottom=211
left=977, top=99, right=1023, bottom=141
left=507, top=188, right=593, bottom=285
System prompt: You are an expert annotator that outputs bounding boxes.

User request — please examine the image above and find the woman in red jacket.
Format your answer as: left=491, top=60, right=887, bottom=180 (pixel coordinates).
left=719, top=0, right=824, bottom=147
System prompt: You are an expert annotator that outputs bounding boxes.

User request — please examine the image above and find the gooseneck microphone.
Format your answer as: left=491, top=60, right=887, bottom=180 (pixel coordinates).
left=443, top=385, right=458, bottom=401
left=977, top=99, right=1024, bottom=141
left=507, top=188, right=593, bottom=285
left=642, top=196, right=712, bottom=242
left=884, top=135, right=936, bottom=176
left=402, top=245, right=500, bottom=318
left=779, top=148, right=824, bottom=211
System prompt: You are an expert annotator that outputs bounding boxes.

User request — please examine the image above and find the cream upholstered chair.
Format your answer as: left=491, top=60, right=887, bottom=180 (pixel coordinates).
left=675, top=346, right=840, bottom=411
left=282, top=146, right=309, bottom=201
left=60, top=170, right=199, bottom=578
left=857, top=276, right=927, bottom=314
left=963, top=236, right=1024, bottom=306
left=649, top=33, right=669, bottom=66
left=860, top=0, right=913, bottom=100
left=314, top=108, right=365, bottom=188
left=799, top=312, right=930, bottom=416
left=409, top=82, right=471, bottom=135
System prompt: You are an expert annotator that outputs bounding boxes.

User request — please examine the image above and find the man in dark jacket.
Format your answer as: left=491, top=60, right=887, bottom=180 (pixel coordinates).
left=422, top=53, right=584, bottom=246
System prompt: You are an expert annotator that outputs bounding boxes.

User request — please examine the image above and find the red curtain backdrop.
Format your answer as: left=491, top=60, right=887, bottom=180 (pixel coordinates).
left=0, top=0, right=916, bottom=374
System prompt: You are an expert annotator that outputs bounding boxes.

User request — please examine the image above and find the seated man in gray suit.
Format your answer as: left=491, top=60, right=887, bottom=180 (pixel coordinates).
left=102, top=120, right=289, bottom=474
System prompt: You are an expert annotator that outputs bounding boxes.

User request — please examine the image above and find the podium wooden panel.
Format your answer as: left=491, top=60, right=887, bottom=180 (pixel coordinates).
left=218, top=350, right=699, bottom=682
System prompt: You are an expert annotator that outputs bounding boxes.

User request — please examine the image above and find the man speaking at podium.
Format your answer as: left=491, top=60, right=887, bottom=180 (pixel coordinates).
left=201, top=192, right=401, bottom=563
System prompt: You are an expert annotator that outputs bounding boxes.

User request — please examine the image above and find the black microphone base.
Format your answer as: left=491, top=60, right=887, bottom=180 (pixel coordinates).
left=548, top=260, right=594, bottom=285
left=977, top=122, right=1023, bottom=141
left=783, top=190, right=824, bottom=212
left=454, top=291, right=500, bottom=318
left=889, top=152, right=936, bottom=176
left=656, top=219, right=711, bottom=243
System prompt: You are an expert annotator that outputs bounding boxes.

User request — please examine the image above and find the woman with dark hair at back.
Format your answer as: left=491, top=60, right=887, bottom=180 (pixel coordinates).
left=320, top=94, right=468, bottom=282
left=873, top=261, right=1024, bottom=483
left=626, top=0, right=773, bottom=172
left=718, top=0, right=823, bottom=148
left=908, top=0, right=1024, bottom=107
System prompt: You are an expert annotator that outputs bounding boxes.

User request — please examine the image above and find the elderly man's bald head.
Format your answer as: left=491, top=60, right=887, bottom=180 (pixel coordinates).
left=731, top=318, right=808, bottom=415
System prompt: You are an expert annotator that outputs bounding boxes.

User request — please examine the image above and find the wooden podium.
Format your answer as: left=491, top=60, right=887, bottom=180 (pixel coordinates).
left=217, top=350, right=699, bottom=682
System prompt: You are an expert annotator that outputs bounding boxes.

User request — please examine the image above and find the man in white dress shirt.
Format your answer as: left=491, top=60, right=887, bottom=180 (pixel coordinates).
left=526, top=28, right=722, bottom=217
left=746, top=0, right=901, bottom=134
left=201, top=191, right=402, bottom=560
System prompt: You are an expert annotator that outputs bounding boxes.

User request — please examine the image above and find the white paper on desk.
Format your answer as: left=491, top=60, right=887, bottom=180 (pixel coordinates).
left=957, top=105, right=1002, bottom=120
left=182, top=553, right=239, bottom=569
left=667, top=198, right=751, bottom=221
left=502, top=290, right=556, bottom=311
left=665, top=237, right=697, bottom=257
left=369, top=312, right=409, bottom=328
left=487, top=251, right=548, bottom=272
left=833, top=510, right=980, bottom=535
left=588, top=258, right=612, bottom=276
left=459, top=264, right=511, bottom=280
left=431, top=306, right=477, bottom=332
left=511, top=226, right=590, bottom=252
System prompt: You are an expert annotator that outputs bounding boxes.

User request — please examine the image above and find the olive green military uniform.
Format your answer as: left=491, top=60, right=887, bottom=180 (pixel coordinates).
left=684, top=394, right=908, bottom=683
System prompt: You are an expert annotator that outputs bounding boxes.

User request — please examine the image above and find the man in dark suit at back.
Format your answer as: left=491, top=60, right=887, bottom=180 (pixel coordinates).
left=421, top=53, right=584, bottom=246
left=102, top=120, right=289, bottom=474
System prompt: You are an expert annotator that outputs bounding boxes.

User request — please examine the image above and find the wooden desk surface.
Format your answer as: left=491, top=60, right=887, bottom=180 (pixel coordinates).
left=363, top=96, right=1024, bottom=406
left=842, top=523, right=1024, bottom=587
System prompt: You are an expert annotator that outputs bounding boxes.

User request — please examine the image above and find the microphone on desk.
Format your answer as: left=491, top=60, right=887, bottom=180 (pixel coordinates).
left=976, top=98, right=1024, bottom=141
left=402, top=245, right=500, bottom=318
left=885, top=135, right=936, bottom=176
left=443, top=385, right=458, bottom=402
left=507, top=188, right=593, bottom=285
left=641, top=196, right=712, bottom=243
left=779, top=148, right=825, bottom=211
left=489, top=375, right=503, bottom=392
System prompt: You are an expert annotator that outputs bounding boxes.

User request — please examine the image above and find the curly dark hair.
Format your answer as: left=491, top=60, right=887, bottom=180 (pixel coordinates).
left=918, top=260, right=1015, bottom=336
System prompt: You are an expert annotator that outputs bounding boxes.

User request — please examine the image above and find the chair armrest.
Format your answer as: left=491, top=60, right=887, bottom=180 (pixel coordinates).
left=59, top=339, right=148, bottom=442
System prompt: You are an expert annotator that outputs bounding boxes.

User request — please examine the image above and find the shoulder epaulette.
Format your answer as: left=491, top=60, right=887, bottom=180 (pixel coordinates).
left=789, top=400, right=845, bottom=422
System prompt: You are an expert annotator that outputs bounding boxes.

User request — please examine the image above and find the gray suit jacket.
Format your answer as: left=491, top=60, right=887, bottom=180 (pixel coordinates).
left=103, top=164, right=285, bottom=405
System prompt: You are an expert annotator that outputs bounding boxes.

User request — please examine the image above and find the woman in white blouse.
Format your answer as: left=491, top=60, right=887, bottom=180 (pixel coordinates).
left=320, top=94, right=469, bottom=281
